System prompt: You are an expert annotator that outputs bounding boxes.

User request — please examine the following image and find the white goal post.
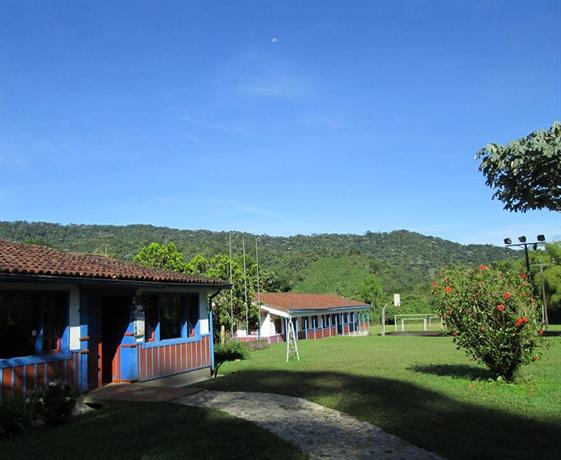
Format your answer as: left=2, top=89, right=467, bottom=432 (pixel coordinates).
left=393, top=313, right=444, bottom=332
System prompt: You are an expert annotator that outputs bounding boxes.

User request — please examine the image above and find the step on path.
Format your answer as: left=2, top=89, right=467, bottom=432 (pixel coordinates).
left=177, top=390, right=444, bottom=460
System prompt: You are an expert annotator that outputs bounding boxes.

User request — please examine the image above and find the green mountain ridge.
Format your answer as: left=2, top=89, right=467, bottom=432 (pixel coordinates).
left=0, top=221, right=516, bottom=301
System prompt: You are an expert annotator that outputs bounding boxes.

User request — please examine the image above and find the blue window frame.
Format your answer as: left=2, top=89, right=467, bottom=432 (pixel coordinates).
left=0, top=291, right=69, bottom=360
left=144, top=293, right=199, bottom=343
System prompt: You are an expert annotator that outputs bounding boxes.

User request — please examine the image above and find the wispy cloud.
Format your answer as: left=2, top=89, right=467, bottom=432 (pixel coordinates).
left=213, top=199, right=274, bottom=216
left=239, top=75, right=313, bottom=98
left=181, top=115, right=247, bottom=135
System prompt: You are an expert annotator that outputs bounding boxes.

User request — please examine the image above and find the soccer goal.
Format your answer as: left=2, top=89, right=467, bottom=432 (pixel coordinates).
left=393, top=313, right=444, bottom=333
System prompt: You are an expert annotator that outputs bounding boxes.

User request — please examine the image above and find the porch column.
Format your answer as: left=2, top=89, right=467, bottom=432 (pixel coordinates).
left=358, top=312, right=362, bottom=333
left=78, top=294, right=89, bottom=392
left=335, top=314, right=339, bottom=335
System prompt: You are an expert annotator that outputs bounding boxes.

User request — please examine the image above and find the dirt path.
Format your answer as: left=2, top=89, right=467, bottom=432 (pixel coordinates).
left=178, top=390, right=443, bottom=459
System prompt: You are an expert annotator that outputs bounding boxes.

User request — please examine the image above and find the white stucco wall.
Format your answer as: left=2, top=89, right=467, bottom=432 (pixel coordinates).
left=259, top=311, right=275, bottom=337
left=68, top=287, right=81, bottom=350
left=199, top=290, right=209, bottom=335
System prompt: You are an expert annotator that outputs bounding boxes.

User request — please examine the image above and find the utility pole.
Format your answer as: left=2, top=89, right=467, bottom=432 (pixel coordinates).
left=229, top=233, right=234, bottom=336
left=531, top=262, right=550, bottom=328
left=242, top=236, right=249, bottom=334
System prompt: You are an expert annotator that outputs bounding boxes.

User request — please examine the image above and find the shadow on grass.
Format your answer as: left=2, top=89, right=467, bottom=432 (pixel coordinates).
left=408, top=364, right=492, bottom=380
left=205, top=370, right=560, bottom=460
left=0, top=402, right=307, bottom=460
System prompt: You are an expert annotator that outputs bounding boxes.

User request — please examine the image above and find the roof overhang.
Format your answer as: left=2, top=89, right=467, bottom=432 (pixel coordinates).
left=0, top=273, right=232, bottom=290
left=259, top=303, right=370, bottom=318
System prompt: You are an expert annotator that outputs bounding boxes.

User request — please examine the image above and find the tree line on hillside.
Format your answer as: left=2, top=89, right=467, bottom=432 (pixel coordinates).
left=0, top=221, right=516, bottom=296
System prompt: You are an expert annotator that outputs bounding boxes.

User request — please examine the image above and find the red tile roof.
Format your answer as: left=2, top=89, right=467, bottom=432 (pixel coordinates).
left=258, top=292, right=368, bottom=312
left=0, top=239, right=228, bottom=286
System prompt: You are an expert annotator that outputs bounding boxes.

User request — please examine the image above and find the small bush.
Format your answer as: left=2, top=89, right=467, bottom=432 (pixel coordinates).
left=213, top=340, right=249, bottom=377
left=245, top=339, right=270, bottom=352
left=28, top=380, right=76, bottom=426
left=433, top=265, right=544, bottom=381
left=0, top=398, right=32, bottom=439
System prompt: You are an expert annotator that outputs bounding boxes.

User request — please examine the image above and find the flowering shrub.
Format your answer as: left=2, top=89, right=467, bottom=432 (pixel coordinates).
left=28, top=380, right=76, bottom=426
left=432, top=265, right=543, bottom=381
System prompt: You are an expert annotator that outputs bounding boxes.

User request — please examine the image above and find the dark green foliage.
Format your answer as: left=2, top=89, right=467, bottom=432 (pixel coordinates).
left=295, top=256, right=374, bottom=299
left=0, top=398, right=32, bottom=439
left=476, top=121, right=561, bottom=212
left=0, top=381, right=75, bottom=440
left=212, top=340, right=249, bottom=377
left=28, top=381, right=76, bottom=426
left=0, top=221, right=516, bottom=301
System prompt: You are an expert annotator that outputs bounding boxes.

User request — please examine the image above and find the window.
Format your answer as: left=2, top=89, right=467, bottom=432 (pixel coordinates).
left=41, top=294, right=66, bottom=352
left=0, top=291, right=67, bottom=360
left=185, top=295, right=199, bottom=337
left=144, top=296, right=158, bottom=342
left=160, top=295, right=182, bottom=340
left=143, top=293, right=200, bottom=342
left=274, top=318, right=282, bottom=334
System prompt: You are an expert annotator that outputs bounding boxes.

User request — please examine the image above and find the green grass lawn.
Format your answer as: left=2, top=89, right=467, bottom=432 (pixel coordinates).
left=0, top=402, right=307, bottom=460
left=203, top=327, right=561, bottom=460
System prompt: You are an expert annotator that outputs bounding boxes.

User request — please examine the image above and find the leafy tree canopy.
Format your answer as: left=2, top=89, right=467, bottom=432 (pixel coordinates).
left=132, top=242, right=188, bottom=272
left=476, top=121, right=561, bottom=212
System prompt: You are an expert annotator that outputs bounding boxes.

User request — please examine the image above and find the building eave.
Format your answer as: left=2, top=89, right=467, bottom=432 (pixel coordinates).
left=259, top=303, right=370, bottom=318
left=0, top=272, right=232, bottom=290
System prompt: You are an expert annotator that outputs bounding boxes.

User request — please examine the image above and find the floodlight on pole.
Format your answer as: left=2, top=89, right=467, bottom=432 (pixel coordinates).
left=503, top=234, right=547, bottom=276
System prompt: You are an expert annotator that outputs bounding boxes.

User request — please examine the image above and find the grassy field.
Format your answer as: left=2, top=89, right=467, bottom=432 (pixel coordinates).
left=0, top=402, right=307, bottom=460
left=203, top=326, right=561, bottom=460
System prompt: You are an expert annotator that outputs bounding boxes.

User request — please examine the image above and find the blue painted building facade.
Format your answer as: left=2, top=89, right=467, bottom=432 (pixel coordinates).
left=0, top=240, right=227, bottom=399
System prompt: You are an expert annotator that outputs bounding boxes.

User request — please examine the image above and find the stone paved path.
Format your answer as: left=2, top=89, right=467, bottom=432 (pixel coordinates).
left=178, top=390, right=443, bottom=460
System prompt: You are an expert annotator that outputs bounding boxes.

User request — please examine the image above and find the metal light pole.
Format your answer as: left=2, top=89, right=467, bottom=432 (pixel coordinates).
left=504, top=235, right=547, bottom=325
left=503, top=235, right=546, bottom=274
left=531, top=262, right=550, bottom=327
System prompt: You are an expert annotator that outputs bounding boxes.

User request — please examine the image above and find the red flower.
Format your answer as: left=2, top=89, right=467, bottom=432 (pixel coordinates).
left=496, top=304, right=505, bottom=312
left=538, top=328, right=545, bottom=336
left=515, top=317, right=528, bottom=327
left=431, top=281, right=437, bottom=287
left=444, top=286, right=453, bottom=293
left=503, top=292, right=511, bottom=300
left=451, top=330, right=459, bottom=337
left=531, top=355, right=539, bottom=362
left=479, top=264, right=488, bottom=271
left=519, top=272, right=527, bottom=279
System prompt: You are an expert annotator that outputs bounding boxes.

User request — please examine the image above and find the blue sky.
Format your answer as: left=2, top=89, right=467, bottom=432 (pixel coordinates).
left=0, top=0, right=560, bottom=245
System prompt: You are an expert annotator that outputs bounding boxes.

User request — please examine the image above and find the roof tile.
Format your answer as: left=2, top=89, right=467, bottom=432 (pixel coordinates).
left=258, top=292, right=368, bottom=312
left=0, top=239, right=227, bottom=286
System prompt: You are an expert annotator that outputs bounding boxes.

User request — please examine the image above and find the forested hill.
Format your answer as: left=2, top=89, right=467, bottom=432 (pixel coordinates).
left=0, top=221, right=516, bottom=299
